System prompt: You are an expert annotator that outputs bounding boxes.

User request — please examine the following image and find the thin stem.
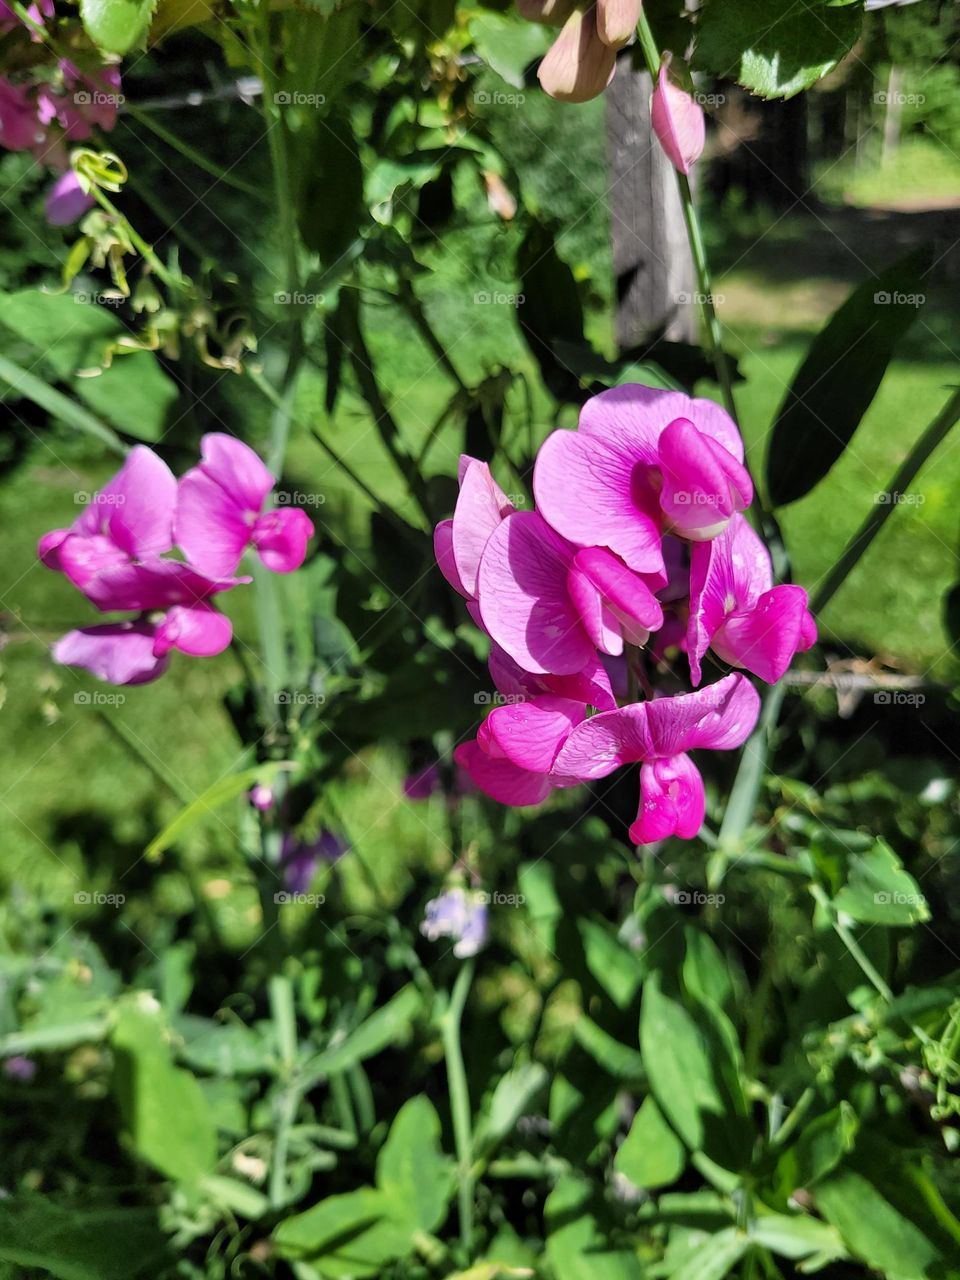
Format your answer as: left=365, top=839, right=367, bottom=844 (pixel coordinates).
left=268, top=974, right=299, bottom=1208
left=441, top=958, right=476, bottom=1254
left=716, top=682, right=785, bottom=857
left=812, top=387, right=960, bottom=615
left=810, top=884, right=894, bottom=1002
left=770, top=1085, right=815, bottom=1147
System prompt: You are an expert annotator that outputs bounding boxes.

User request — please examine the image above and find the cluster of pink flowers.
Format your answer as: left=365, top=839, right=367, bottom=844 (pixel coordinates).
left=39, top=435, right=314, bottom=685
left=0, top=1, right=122, bottom=224
left=435, top=384, right=816, bottom=845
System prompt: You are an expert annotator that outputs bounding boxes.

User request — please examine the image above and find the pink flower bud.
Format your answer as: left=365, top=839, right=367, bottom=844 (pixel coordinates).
left=538, top=5, right=617, bottom=104
left=650, top=56, right=704, bottom=175
left=595, top=0, right=641, bottom=48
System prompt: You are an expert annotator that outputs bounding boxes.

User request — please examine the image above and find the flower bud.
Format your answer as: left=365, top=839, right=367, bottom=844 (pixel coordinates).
left=595, top=0, right=641, bottom=48
left=538, top=6, right=617, bottom=104
left=650, top=56, right=704, bottom=174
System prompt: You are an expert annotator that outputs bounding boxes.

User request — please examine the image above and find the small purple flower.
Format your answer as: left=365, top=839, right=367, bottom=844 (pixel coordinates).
left=404, top=764, right=441, bottom=800
left=280, top=828, right=348, bottom=894
left=421, top=888, right=488, bottom=958
left=3, top=1056, right=36, bottom=1082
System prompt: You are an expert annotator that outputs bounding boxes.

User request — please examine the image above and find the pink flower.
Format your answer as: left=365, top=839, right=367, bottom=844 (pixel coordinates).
left=687, top=514, right=816, bottom=685
left=37, top=63, right=122, bottom=141
left=434, top=455, right=515, bottom=625
left=553, top=673, right=760, bottom=843
left=487, top=641, right=617, bottom=711
left=534, top=385, right=752, bottom=575
left=595, top=0, right=641, bottom=48
left=39, top=445, right=178, bottom=575
left=175, top=433, right=314, bottom=577
left=477, top=510, right=664, bottom=675
left=456, top=692, right=589, bottom=806
left=45, top=169, right=94, bottom=225
left=0, top=0, right=53, bottom=36
left=0, top=79, right=43, bottom=152
left=537, top=5, right=617, bottom=104
left=651, top=57, right=705, bottom=175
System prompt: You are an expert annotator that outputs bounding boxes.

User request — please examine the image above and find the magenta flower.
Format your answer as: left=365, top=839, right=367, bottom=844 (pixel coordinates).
left=39, top=445, right=178, bottom=577
left=553, top=673, right=760, bottom=843
left=534, top=385, right=752, bottom=576
left=487, top=641, right=617, bottom=711
left=37, top=63, right=122, bottom=141
left=687, top=514, right=816, bottom=685
left=45, top=169, right=94, bottom=225
left=477, top=510, right=664, bottom=675
left=651, top=57, right=705, bottom=176
left=0, top=0, right=53, bottom=34
left=0, top=79, right=43, bottom=152
left=434, top=455, right=515, bottom=625
left=176, top=434, right=313, bottom=577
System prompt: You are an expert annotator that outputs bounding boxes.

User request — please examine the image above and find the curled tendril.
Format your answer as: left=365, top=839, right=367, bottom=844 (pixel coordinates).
left=70, top=148, right=128, bottom=194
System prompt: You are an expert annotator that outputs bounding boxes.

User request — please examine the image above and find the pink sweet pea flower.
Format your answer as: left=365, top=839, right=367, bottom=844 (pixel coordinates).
left=175, top=433, right=314, bottom=577
left=39, top=445, right=178, bottom=575
left=53, top=621, right=169, bottom=686
left=434, top=455, right=515, bottom=626
left=37, top=63, right=122, bottom=141
left=477, top=510, right=663, bottom=675
left=687, top=514, right=816, bottom=685
left=456, top=692, right=588, bottom=806
left=0, top=80, right=43, bottom=152
left=553, top=672, right=760, bottom=843
left=488, top=641, right=617, bottom=710
left=534, top=384, right=752, bottom=574
left=651, top=57, right=705, bottom=175
left=45, top=169, right=94, bottom=225
left=0, top=0, right=53, bottom=34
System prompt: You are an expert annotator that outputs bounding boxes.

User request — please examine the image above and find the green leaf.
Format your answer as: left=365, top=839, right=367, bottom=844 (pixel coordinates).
left=663, top=1227, right=746, bottom=1280
left=375, top=1096, right=452, bottom=1233
left=765, top=250, right=928, bottom=506
left=544, top=1176, right=644, bottom=1280
left=145, top=763, right=291, bottom=861
left=475, top=1060, right=549, bottom=1158
left=577, top=918, right=643, bottom=1009
left=695, top=0, right=861, bottom=99
left=748, top=1213, right=846, bottom=1261
left=681, top=928, right=736, bottom=1018
left=296, top=110, right=365, bottom=264
left=302, top=985, right=423, bottom=1081
left=0, top=1199, right=169, bottom=1280
left=573, top=1016, right=645, bottom=1080
left=468, top=13, right=551, bottom=88
left=832, top=840, right=930, bottom=926
left=175, top=1014, right=275, bottom=1077
left=110, top=995, right=217, bottom=1185
left=0, top=352, right=125, bottom=454
left=776, top=1102, right=859, bottom=1191
left=273, top=1187, right=411, bottom=1274
left=79, top=0, right=155, bottom=52
left=0, top=290, right=176, bottom=441
left=639, top=972, right=750, bottom=1168
left=816, top=1170, right=946, bottom=1278
left=615, top=1096, right=686, bottom=1190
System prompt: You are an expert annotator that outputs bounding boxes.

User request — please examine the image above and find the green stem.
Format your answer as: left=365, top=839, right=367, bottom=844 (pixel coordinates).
left=810, top=884, right=894, bottom=1002
left=715, top=682, right=786, bottom=859
left=441, top=958, right=476, bottom=1254
left=811, top=387, right=960, bottom=615
left=770, top=1085, right=815, bottom=1147
left=268, top=974, right=299, bottom=1208
left=87, top=187, right=182, bottom=293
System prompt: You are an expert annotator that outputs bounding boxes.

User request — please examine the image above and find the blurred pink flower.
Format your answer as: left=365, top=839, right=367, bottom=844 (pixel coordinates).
left=651, top=57, right=704, bottom=175
left=45, top=168, right=94, bottom=225
left=538, top=5, right=617, bottom=103
left=0, top=79, right=42, bottom=151
left=434, top=454, right=515, bottom=628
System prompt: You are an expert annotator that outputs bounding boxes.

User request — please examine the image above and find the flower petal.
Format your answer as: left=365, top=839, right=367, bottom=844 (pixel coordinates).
left=153, top=603, right=233, bottom=658
left=477, top=511, right=595, bottom=675
left=53, top=622, right=168, bottom=685
left=435, top=518, right=467, bottom=597
left=687, top=514, right=772, bottom=685
left=452, top=456, right=514, bottom=598
left=175, top=468, right=252, bottom=579
left=712, top=585, right=814, bottom=684
left=630, top=753, right=705, bottom=843
left=484, top=694, right=586, bottom=773
left=645, top=672, right=760, bottom=755
left=253, top=507, right=313, bottom=573
left=454, top=740, right=554, bottom=806
left=651, top=59, right=705, bottom=176
left=657, top=418, right=752, bottom=541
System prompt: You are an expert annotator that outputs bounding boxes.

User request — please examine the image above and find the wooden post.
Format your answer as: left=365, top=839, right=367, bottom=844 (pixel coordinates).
left=606, top=50, right=696, bottom=349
